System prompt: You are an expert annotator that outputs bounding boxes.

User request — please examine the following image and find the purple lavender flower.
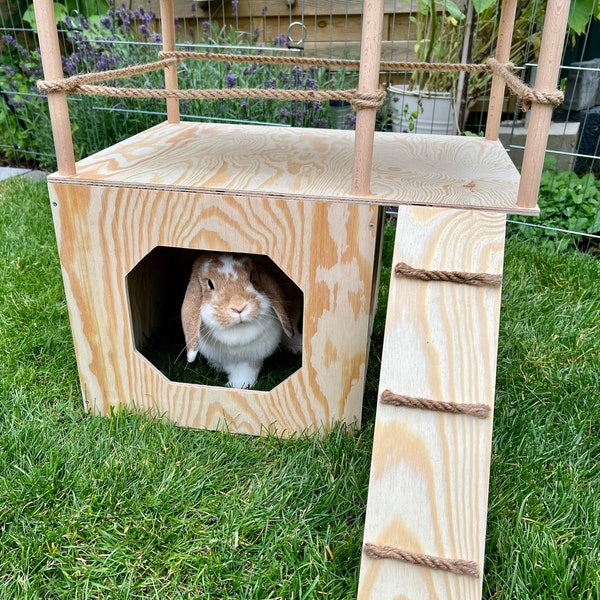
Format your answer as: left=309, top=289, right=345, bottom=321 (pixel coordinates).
left=273, top=34, right=287, bottom=48
left=232, top=0, right=238, bottom=16
left=344, top=114, right=357, bottom=129
left=100, top=16, right=114, bottom=31
left=226, top=73, right=237, bottom=88
left=305, top=76, right=318, bottom=90
left=291, top=66, right=303, bottom=88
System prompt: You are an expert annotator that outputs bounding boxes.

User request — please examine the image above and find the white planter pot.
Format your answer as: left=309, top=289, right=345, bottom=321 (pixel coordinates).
left=388, top=85, right=456, bottom=135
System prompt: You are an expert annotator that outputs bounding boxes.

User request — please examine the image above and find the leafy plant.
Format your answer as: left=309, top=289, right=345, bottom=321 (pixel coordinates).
left=567, top=0, right=600, bottom=39
left=0, top=2, right=361, bottom=170
left=409, top=0, right=466, bottom=92
left=509, top=156, right=600, bottom=247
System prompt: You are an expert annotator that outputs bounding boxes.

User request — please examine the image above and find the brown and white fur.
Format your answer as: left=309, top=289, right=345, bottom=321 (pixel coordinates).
left=181, top=252, right=302, bottom=389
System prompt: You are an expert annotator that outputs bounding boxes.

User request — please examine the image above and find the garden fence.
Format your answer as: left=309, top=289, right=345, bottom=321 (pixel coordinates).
left=1, top=0, right=599, bottom=248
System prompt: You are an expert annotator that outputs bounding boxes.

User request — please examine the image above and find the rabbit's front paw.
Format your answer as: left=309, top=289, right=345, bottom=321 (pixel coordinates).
left=225, top=362, right=261, bottom=389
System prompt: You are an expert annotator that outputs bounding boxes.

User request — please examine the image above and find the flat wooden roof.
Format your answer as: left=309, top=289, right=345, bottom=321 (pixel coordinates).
left=49, top=121, right=533, bottom=215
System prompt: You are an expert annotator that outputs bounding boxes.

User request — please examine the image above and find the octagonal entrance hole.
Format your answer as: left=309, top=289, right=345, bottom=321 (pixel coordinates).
left=126, top=247, right=303, bottom=391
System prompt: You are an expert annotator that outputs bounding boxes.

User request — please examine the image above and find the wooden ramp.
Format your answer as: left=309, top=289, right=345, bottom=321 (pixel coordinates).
left=357, top=205, right=507, bottom=599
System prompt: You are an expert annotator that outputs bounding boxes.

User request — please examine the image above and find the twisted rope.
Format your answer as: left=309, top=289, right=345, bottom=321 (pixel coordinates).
left=487, top=58, right=564, bottom=109
left=38, top=83, right=385, bottom=107
left=394, top=261, right=502, bottom=287
left=36, top=53, right=563, bottom=111
left=158, top=50, right=493, bottom=74
left=363, top=543, right=479, bottom=577
left=380, top=389, right=491, bottom=419
left=37, top=58, right=178, bottom=93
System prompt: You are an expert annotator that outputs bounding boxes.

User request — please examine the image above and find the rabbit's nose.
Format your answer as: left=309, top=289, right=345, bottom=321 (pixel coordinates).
left=229, top=296, right=249, bottom=316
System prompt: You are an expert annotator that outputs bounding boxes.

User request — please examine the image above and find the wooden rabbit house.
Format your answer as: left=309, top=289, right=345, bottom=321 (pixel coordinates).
left=34, top=0, right=570, bottom=597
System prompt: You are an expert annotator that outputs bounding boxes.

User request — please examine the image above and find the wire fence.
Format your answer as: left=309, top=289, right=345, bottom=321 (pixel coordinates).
left=1, top=0, right=599, bottom=249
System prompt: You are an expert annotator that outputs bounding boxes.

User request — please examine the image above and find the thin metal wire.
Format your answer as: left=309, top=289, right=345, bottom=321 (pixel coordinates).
left=507, top=220, right=600, bottom=239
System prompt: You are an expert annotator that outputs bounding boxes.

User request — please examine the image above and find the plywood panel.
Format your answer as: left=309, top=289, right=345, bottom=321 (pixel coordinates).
left=49, top=182, right=379, bottom=436
left=58, top=121, right=528, bottom=214
left=357, top=206, right=506, bottom=598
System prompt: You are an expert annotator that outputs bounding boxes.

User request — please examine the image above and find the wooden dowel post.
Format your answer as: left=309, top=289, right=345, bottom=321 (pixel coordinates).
left=351, top=0, right=385, bottom=197
left=517, top=0, right=570, bottom=209
left=485, top=0, right=517, bottom=141
left=33, top=0, right=76, bottom=175
left=160, top=0, right=180, bottom=123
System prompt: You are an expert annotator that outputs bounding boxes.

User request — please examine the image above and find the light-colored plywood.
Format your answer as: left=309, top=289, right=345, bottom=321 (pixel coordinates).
left=56, top=121, right=530, bottom=214
left=357, top=205, right=506, bottom=599
left=49, top=182, right=379, bottom=436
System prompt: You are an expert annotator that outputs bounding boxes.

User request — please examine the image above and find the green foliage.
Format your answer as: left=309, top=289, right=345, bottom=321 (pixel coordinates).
left=409, top=0, right=466, bottom=92
left=0, top=179, right=599, bottom=598
left=568, top=0, right=600, bottom=37
left=22, top=0, right=110, bottom=29
left=509, top=157, right=600, bottom=247
left=0, top=8, right=362, bottom=171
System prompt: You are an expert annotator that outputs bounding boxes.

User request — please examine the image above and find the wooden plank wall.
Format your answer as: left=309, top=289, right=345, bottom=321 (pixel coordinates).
left=146, top=0, right=416, bottom=61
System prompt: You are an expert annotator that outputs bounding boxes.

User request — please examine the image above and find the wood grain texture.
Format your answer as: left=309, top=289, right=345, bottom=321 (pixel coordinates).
left=49, top=182, right=379, bottom=436
left=518, top=0, right=570, bottom=209
left=352, top=0, right=386, bottom=195
left=56, top=121, right=531, bottom=214
left=485, top=0, right=517, bottom=141
left=160, top=0, right=180, bottom=123
left=33, top=0, right=75, bottom=175
left=357, top=206, right=507, bottom=599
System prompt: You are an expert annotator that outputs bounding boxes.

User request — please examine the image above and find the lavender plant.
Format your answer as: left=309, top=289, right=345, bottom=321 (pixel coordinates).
left=0, top=1, right=361, bottom=170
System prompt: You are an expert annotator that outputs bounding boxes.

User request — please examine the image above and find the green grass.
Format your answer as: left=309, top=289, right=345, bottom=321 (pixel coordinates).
left=1, top=177, right=598, bottom=599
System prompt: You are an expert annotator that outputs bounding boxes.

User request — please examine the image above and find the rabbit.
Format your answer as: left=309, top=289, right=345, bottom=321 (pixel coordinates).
left=181, top=252, right=302, bottom=389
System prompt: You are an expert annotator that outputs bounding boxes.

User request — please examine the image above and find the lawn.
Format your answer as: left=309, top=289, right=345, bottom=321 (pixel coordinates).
left=1, top=177, right=598, bottom=599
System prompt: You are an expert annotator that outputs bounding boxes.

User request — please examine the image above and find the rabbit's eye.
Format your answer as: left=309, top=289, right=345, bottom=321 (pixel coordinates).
left=249, top=271, right=256, bottom=283
left=206, top=279, right=215, bottom=290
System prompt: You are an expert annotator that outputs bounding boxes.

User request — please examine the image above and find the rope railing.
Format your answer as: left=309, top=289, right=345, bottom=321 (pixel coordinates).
left=36, top=52, right=564, bottom=111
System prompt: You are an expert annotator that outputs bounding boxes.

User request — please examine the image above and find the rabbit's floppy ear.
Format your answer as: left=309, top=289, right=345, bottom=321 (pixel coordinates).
left=181, top=258, right=203, bottom=362
left=256, top=267, right=295, bottom=338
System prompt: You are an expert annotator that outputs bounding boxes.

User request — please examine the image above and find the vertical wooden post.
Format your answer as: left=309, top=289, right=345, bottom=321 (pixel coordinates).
left=517, top=0, right=570, bottom=209
left=351, top=0, right=385, bottom=197
left=484, top=0, right=517, bottom=141
left=160, top=0, right=180, bottom=123
left=33, top=0, right=76, bottom=175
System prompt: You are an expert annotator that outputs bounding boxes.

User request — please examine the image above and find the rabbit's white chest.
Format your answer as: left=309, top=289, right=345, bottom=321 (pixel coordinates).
left=198, top=311, right=283, bottom=367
